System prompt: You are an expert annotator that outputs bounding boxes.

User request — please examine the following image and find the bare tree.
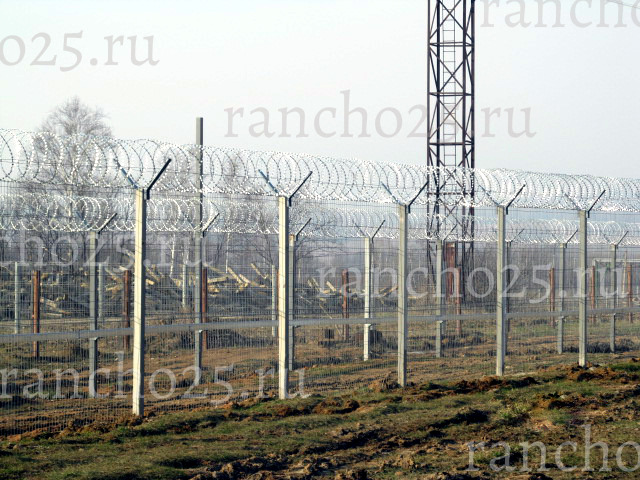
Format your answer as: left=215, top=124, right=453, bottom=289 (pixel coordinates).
left=32, top=97, right=114, bottom=262
left=37, top=96, right=113, bottom=191
left=39, top=96, right=112, bottom=137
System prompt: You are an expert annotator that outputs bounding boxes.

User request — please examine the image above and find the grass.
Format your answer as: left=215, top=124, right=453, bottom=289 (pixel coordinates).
left=2, top=362, right=640, bottom=478
left=610, top=361, right=640, bottom=373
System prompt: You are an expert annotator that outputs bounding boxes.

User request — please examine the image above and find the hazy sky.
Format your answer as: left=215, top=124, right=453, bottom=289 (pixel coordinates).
left=1, top=0, right=639, bottom=178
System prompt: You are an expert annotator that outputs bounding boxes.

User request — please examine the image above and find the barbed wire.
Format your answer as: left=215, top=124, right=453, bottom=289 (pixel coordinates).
left=1, top=191, right=639, bottom=245
left=2, top=129, right=640, bottom=212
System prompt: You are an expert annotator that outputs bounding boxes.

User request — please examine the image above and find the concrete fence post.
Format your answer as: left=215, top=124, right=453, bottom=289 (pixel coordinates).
left=89, top=231, right=99, bottom=398
left=278, top=196, right=290, bottom=399
left=288, top=234, right=295, bottom=372
left=495, top=185, right=526, bottom=375
left=194, top=117, right=204, bottom=380
left=610, top=243, right=618, bottom=353
left=557, top=243, right=567, bottom=354
left=397, top=204, right=408, bottom=387
left=496, top=206, right=507, bottom=376
left=435, top=239, right=445, bottom=358
left=578, top=210, right=588, bottom=367
left=132, top=188, right=147, bottom=416
left=363, top=237, right=373, bottom=361
left=261, top=170, right=311, bottom=399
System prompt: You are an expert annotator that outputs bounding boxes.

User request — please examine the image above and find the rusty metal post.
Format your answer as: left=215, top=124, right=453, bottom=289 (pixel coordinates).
left=14, top=262, right=21, bottom=334
left=123, top=269, right=131, bottom=351
left=590, top=266, right=597, bottom=323
left=455, top=267, right=462, bottom=317
left=201, top=267, right=208, bottom=349
left=628, top=263, right=633, bottom=323
left=550, top=267, right=556, bottom=314
left=342, top=269, right=350, bottom=340
left=32, top=270, right=41, bottom=359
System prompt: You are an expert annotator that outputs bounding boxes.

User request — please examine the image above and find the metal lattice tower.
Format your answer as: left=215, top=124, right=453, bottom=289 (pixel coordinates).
left=427, top=0, right=475, bottom=273
left=428, top=0, right=475, bottom=182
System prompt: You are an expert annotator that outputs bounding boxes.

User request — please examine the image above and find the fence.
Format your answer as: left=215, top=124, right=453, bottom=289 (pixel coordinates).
left=0, top=125, right=640, bottom=436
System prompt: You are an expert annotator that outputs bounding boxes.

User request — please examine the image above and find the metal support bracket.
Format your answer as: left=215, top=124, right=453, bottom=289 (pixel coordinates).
left=381, top=183, right=400, bottom=204
left=288, top=171, right=313, bottom=205
left=294, top=218, right=312, bottom=241
left=97, top=213, right=118, bottom=234
left=371, top=220, right=385, bottom=240
left=505, top=184, right=526, bottom=214
left=201, top=212, right=220, bottom=237
left=146, top=159, right=173, bottom=199
left=614, top=231, right=629, bottom=247
left=586, top=190, right=606, bottom=218
left=259, top=170, right=280, bottom=195
left=407, top=181, right=430, bottom=213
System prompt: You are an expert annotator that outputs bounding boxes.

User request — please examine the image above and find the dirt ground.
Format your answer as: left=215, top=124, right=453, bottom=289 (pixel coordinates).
left=3, top=360, right=640, bottom=479
left=1, top=316, right=639, bottom=438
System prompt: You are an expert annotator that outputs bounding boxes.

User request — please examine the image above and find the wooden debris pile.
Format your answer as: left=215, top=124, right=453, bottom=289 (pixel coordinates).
left=0, top=263, right=399, bottom=320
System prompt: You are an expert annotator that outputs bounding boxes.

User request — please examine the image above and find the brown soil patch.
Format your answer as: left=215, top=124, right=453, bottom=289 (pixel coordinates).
left=313, top=397, right=360, bottom=415
left=453, top=375, right=537, bottom=394
left=368, top=375, right=399, bottom=393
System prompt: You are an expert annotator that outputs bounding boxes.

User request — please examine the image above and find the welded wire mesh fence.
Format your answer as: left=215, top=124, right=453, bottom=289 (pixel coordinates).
left=2, top=129, right=640, bottom=436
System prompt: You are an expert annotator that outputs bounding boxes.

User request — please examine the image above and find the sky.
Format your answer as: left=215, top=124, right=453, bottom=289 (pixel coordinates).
left=0, top=0, right=639, bottom=178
